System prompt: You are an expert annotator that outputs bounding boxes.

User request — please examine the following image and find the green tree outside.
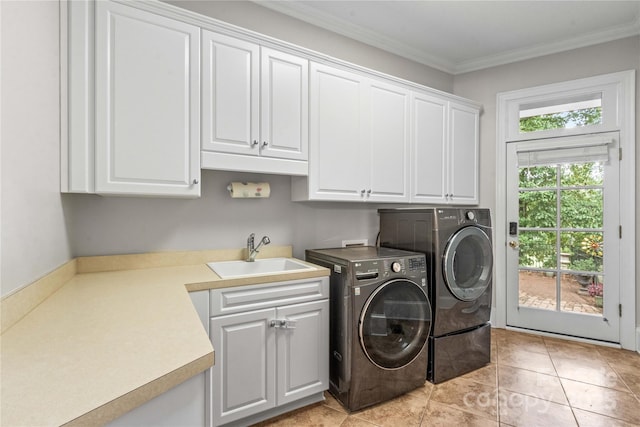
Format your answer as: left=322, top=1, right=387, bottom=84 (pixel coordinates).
left=518, top=107, right=603, bottom=272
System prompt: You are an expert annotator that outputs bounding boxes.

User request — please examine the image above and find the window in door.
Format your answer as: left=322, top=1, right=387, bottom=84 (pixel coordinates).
left=518, top=158, right=606, bottom=315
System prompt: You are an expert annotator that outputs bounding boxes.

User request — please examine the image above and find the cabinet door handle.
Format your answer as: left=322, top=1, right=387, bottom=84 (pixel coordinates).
left=251, top=140, right=259, bottom=147
left=261, top=141, right=268, bottom=148
left=360, top=189, right=366, bottom=196
left=269, top=319, right=296, bottom=329
left=282, top=320, right=297, bottom=329
left=192, top=179, right=199, bottom=185
left=366, top=189, right=372, bottom=195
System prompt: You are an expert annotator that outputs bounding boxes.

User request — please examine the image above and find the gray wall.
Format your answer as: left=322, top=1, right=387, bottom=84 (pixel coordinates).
left=66, top=170, right=381, bottom=260
left=1, top=1, right=73, bottom=296
left=453, top=35, right=640, bottom=328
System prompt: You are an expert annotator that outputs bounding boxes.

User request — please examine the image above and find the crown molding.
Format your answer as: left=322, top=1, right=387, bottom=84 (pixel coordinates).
left=255, top=0, right=457, bottom=74
left=455, top=15, right=640, bottom=74
left=257, top=1, right=640, bottom=76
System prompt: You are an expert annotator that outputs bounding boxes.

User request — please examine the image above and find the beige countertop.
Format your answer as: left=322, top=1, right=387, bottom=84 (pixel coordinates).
left=0, top=247, right=329, bottom=426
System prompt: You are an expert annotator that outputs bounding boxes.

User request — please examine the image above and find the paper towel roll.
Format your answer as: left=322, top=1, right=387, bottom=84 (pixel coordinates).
left=227, top=182, right=271, bottom=198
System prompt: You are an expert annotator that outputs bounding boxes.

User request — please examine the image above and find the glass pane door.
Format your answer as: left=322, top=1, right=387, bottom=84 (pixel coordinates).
left=506, top=133, right=620, bottom=342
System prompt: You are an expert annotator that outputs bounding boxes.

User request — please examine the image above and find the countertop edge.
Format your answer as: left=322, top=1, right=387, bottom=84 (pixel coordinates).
left=64, top=352, right=215, bottom=427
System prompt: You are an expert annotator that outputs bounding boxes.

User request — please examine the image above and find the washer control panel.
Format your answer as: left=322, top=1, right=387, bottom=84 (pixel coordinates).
left=353, top=255, right=426, bottom=281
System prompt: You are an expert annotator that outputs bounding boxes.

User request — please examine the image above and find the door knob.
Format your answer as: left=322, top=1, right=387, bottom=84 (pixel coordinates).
left=509, top=241, right=519, bottom=249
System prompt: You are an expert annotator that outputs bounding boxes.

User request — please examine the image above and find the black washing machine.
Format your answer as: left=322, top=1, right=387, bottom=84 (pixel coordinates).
left=305, top=246, right=431, bottom=411
left=379, top=208, right=493, bottom=383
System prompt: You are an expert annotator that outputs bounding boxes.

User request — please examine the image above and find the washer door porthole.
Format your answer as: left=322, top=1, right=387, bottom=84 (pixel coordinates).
left=443, top=226, right=493, bottom=301
left=359, top=279, right=431, bottom=370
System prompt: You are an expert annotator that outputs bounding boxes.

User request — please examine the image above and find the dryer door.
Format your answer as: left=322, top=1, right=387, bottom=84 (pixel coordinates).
left=359, top=279, right=431, bottom=370
left=443, top=226, right=493, bottom=301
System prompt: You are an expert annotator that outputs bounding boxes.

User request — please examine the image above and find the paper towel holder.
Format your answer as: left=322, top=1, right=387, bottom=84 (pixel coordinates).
left=227, top=182, right=271, bottom=199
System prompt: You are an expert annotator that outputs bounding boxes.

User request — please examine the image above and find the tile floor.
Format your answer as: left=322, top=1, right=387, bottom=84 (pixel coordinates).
left=255, top=329, right=640, bottom=426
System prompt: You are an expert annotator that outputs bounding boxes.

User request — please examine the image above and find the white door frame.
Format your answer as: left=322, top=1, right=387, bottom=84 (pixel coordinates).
left=495, top=70, right=636, bottom=350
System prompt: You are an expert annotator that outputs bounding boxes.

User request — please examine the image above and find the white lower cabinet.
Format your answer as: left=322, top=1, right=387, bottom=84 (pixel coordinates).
left=209, top=278, right=329, bottom=426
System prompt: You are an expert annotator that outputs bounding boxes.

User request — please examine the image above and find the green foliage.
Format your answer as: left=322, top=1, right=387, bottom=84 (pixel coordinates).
left=569, top=257, right=601, bottom=273
left=518, top=107, right=604, bottom=271
left=519, top=107, right=602, bottom=133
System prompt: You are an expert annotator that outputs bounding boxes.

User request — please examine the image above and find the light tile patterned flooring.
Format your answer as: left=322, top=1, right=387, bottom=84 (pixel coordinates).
left=255, top=329, right=640, bottom=426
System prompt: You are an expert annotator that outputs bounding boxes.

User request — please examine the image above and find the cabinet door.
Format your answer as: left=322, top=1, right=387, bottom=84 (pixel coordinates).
left=95, top=1, right=200, bottom=196
left=410, top=92, right=447, bottom=203
left=449, top=102, right=479, bottom=204
left=276, top=300, right=329, bottom=406
left=260, top=47, right=308, bottom=161
left=368, top=80, right=410, bottom=202
left=210, top=309, right=276, bottom=426
left=202, top=31, right=259, bottom=155
left=308, top=63, right=367, bottom=201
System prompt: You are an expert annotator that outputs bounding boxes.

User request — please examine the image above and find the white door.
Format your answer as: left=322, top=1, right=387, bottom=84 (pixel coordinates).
left=308, top=63, right=367, bottom=201
left=368, top=80, right=410, bottom=203
left=202, top=31, right=259, bottom=155
left=410, top=92, right=447, bottom=203
left=95, top=1, right=200, bottom=196
left=276, top=300, right=329, bottom=405
left=210, top=308, right=276, bottom=426
left=260, top=48, right=308, bottom=161
left=448, top=102, right=479, bottom=204
left=506, top=132, right=620, bottom=342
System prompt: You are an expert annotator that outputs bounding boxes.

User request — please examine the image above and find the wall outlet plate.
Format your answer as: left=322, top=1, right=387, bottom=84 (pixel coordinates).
left=341, top=239, right=368, bottom=247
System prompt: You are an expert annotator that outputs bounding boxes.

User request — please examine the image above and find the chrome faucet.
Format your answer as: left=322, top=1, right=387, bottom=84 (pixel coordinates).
left=246, top=233, right=271, bottom=262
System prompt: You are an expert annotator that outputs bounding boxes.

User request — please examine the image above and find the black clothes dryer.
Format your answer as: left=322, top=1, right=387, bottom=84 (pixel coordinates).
left=379, top=208, right=493, bottom=383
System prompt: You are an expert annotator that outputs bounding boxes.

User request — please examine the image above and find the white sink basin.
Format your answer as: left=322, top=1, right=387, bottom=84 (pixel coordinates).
left=207, top=258, right=314, bottom=279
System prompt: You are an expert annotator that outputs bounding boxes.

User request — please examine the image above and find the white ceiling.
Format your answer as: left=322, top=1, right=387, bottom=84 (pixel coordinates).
left=255, top=1, right=640, bottom=74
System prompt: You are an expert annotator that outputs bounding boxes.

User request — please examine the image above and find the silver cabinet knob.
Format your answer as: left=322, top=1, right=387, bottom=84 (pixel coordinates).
left=251, top=140, right=259, bottom=147
left=192, top=179, right=199, bottom=185
left=261, top=141, right=268, bottom=148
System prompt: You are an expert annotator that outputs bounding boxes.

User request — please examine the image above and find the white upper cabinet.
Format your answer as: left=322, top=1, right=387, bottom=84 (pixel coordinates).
left=63, top=0, right=480, bottom=201
left=368, top=79, right=411, bottom=203
left=301, top=63, right=367, bottom=201
left=410, top=92, right=479, bottom=205
left=448, top=102, right=479, bottom=204
left=201, top=33, right=258, bottom=155
left=94, top=1, right=201, bottom=196
left=292, top=63, right=409, bottom=202
left=411, top=92, right=447, bottom=203
left=201, top=31, right=308, bottom=175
